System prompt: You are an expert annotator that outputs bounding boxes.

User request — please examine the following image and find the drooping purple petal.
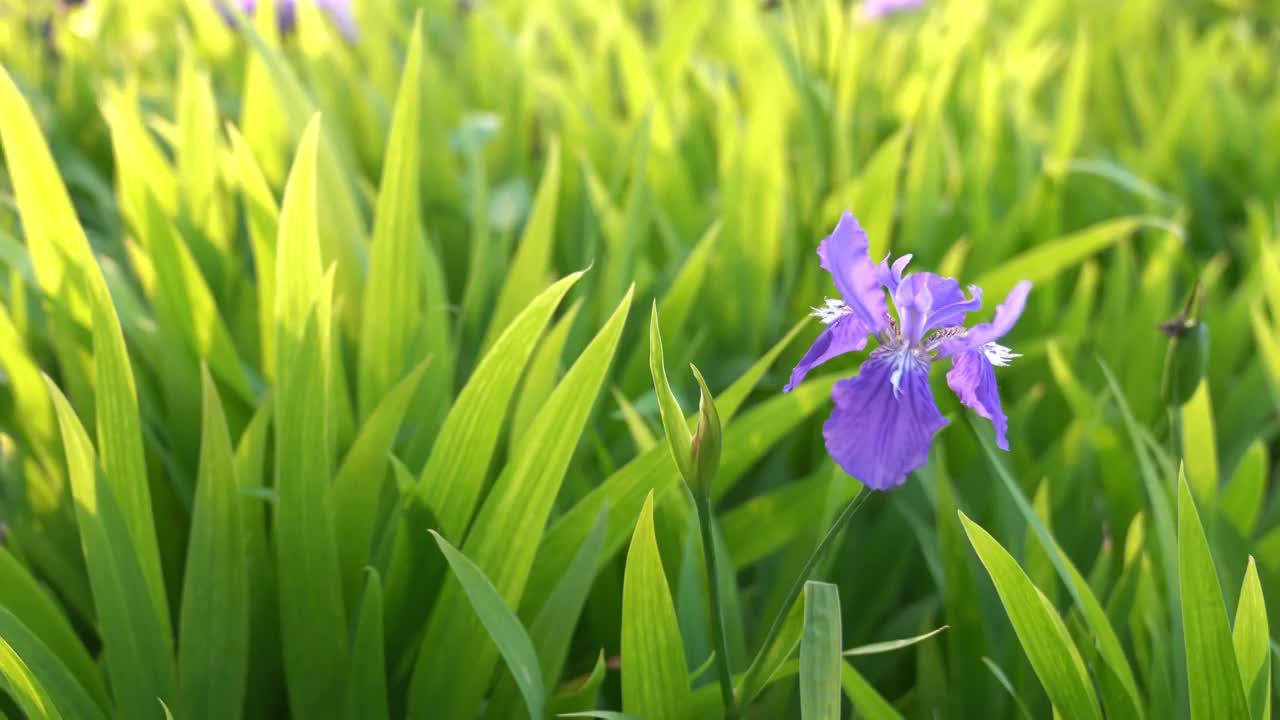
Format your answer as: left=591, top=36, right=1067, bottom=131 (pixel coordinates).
left=823, top=351, right=947, bottom=490
left=891, top=272, right=982, bottom=345
left=946, top=349, right=1010, bottom=450
left=817, top=212, right=890, bottom=335
left=939, top=281, right=1032, bottom=358
left=785, top=314, right=875, bottom=392
left=877, top=253, right=912, bottom=293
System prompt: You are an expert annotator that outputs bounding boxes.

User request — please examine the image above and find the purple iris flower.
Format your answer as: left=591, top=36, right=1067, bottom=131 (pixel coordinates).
left=860, top=0, right=925, bottom=20
left=786, top=212, right=1031, bottom=490
left=219, top=0, right=357, bottom=40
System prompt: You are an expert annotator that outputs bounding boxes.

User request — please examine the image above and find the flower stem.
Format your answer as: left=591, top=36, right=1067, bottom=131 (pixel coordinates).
left=694, top=491, right=738, bottom=719
left=734, top=484, right=874, bottom=707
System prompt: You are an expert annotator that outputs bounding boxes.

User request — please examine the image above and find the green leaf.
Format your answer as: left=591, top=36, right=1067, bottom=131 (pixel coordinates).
left=721, top=468, right=859, bottom=568
left=524, top=370, right=835, bottom=626
left=343, top=572, right=389, bottom=720
left=272, top=119, right=348, bottom=720
left=974, top=217, right=1152, bottom=302
left=547, top=651, right=608, bottom=716
left=415, top=270, right=584, bottom=538
left=736, top=595, right=805, bottom=707
left=0, top=550, right=107, bottom=710
left=178, top=369, right=249, bottom=720
left=621, top=492, right=692, bottom=720
left=137, top=187, right=252, bottom=403
left=486, top=506, right=608, bottom=720
left=1180, top=381, right=1219, bottom=501
left=801, top=581, right=843, bottom=720
left=981, top=657, right=1035, bottom=720
left=1222, top=442, right=1266, bottom=538
left=843, top=626, right=949, bottom=657
left=47, top=381, right=178, bottom=720
left=650, top=303, right=692, bottom=482
left=619, top=221, right=719, bottom=392
left=959, top=512, right=1102, bottom=720
left=841, top=660, right=904, bottom=720
left=974, top=422, right=1144, bottom=719
left=0, top=66, right=170, bottom=639
left=430, top=531, right=544, bottom=720
left=0, top=609, right=106, bottom=720
left=560, top=713, right=645, bottom=720
left=511, top=299, right=582, bottom=442
left=357, top=13, right=425, bottom=420
left=1232, top=557, right=1270, bottom=720
left=225, top=124, right=280, bottom=379
left=241, top=22, right=366, bottom=331
left=483, top=138, right=563, bottom=353
left=1178, top=468, right=1250, bottom=719
left=334, top=358, right=430, bottom=605
left=407, top=288, right=632, bottom=719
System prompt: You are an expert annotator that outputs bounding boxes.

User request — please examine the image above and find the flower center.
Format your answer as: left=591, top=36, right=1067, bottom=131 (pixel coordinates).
left=809, top=298, right=853, bottom=325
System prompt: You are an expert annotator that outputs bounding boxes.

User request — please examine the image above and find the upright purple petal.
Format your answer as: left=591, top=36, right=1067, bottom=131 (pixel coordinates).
left=785, top=314, right=874, bottom=392
left=946, top=350, right=1010, bottom=449
left=817, top=212, right=890, bottom=335
left=823, top=352, right=947, bottom=490
left=939, top=281, right=1032, bottom=358
left=891, top=273, right=982, bottom=345
left=877, top=254, right=912, bottom=293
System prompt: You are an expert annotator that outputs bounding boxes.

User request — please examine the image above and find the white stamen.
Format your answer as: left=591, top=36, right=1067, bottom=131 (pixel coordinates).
left=982, top=342, right=1020, bottom=367
left=810, top=298, right=853, bottom=325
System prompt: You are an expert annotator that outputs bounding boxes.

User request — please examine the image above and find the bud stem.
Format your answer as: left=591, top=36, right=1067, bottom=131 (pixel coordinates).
left=694, top=492, right=738, bottom=719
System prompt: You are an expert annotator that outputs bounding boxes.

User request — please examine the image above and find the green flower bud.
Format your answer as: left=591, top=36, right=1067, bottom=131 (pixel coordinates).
left=1161, top=321, right=1209, bottom=407
left=689, top=365, right=722, bottom=498
left=1159, top=282, right=1209, bottom=407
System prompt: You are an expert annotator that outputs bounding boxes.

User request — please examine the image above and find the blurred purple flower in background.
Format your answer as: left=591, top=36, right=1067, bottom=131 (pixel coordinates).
left=786, top=212, right=1031, bottom=490
left=220, top=0, right=357, bottom=40
left=861, top=0, right=925, bottom=20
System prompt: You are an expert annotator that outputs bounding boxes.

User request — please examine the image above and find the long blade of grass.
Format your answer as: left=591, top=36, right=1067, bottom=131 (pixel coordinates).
left=800, top=581, right=843, bottom=720
left=959, top=512, right=1102, bottom=720
left=407, top=287, right=633, bottom=719
left=1178, top=468, right=1250, bottom=719
left=357, top=13, right=425, bottom=420
left=47, top=380, right=178, bottom=719
left=272, top=117, right=348, bottom=719
left=621, top=492, right=693, bottom=719
left=430, top=531, right=545, bottom=720
left=0, top=609, right=105, bottom=720
left=178, top=369, right=250, bottom=720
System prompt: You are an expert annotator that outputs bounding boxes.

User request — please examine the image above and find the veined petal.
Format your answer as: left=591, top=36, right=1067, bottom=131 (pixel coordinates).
left=784, top=314, right=875, bottom=392
left=877, top=253, right=913, bottom=293
left=818, top=212, right=890, bottom=335
left=939, top=281, right=1031, bottom=357
left=823, top=352, right=946, bottom=490
left=946, top=349, right=1009, bottom=449
left=892, top=272, right=982, bottom=345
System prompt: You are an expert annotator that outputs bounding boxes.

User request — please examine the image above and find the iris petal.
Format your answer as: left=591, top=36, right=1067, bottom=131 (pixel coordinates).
left=877, top=253, right=913, bottom=293
left=939, top=281, right=1031, bottom=358
left=817, top=212, right=890, bottom=335
left=946, top=349, right=1010, bottom=450
left=891, top=273, right=982, bottom=345
left=823, top=352, right=947, bottom=490
left=785, top=314, right=875, bottom=392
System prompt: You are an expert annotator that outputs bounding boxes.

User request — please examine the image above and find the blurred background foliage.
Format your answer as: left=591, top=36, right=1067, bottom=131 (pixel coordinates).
left=0, top=0, right=1278, bottom=717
